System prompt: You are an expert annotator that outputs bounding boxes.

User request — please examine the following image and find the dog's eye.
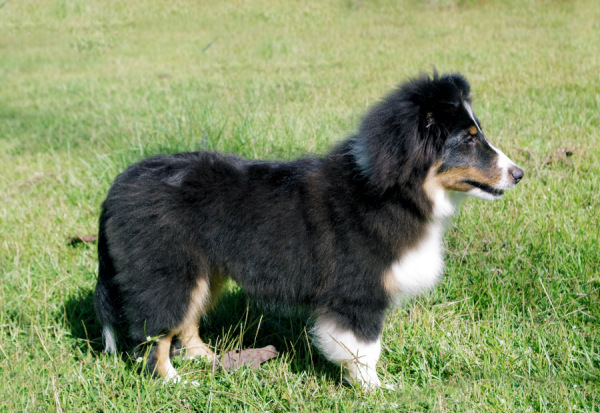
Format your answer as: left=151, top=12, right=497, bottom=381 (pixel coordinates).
left=464, top=135, right=476, bottom=146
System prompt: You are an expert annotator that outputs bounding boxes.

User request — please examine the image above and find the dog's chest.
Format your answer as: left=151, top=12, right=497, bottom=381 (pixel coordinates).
left=386, top=221, right=446, bottom=296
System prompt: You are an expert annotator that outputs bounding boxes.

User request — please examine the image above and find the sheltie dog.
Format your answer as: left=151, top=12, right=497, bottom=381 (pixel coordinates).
left=95, top=72, right=523, bottom=388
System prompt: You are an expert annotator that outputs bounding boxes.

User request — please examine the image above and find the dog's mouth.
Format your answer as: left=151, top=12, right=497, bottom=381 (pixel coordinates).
left=463, top=180, right=504, bottom=197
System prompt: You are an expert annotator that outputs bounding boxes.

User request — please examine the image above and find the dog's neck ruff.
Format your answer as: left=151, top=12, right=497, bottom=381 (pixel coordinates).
left=428, top=183, right=465, bottom=221
left=386, top=183, right=464, bottom=299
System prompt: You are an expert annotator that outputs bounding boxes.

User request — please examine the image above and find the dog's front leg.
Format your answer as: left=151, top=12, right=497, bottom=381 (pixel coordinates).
left=312, top=317, right=382, bottom=389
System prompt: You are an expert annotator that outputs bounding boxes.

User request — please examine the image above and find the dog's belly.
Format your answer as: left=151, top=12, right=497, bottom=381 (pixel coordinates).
left=387, top=222, right=446, bottom=296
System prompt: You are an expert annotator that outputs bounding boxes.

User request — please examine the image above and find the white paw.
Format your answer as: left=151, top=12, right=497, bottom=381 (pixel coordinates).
left=165, top=374, right=182, bottom=384
left=345, top=364, right=381, bottom=390
left=382, top=383, right=397, bottom=391
left=164, top=363, right=181, bottom=383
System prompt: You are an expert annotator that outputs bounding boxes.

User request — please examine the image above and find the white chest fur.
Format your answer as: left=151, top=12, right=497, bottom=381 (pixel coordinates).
left=385, top=186, right=464, bottom=297
left=387, top=221, right=447, bottom=296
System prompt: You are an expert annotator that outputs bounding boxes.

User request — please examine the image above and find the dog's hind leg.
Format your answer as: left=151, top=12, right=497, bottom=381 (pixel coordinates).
left=143, top=332, right=180, bottom=382
left=178, top=322, right=214, bottom=360
left=175, top=276, right=226, bottom=360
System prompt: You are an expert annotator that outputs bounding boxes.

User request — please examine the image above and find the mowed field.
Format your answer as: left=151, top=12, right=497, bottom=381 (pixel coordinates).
left=1, top=0, right=599, bottom=411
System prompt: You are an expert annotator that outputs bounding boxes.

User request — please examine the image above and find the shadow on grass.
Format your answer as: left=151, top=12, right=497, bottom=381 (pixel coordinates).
left=63, top=289, right=104, bottom=354
left=62, top=286, right=339, bottom=382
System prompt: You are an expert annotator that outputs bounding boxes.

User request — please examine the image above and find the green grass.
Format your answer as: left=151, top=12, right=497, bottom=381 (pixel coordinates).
left=1, top=0, right=599, bottom=411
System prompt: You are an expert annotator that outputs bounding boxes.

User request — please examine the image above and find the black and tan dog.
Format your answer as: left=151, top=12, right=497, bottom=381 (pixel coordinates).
left=95, top=72, right=523, bottom=388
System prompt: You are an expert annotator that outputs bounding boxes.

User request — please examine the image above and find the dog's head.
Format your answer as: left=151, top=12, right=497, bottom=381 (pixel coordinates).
left=352, top=71, right=523, bottom=205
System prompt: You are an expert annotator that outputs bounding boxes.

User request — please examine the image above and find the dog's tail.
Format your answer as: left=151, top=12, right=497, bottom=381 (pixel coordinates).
left=94, top=214, right=120, bottom=355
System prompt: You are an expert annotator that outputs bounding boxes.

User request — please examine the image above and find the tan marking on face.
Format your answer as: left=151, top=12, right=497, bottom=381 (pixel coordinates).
left=468, top=125, right=478, bottom=135
left=436, top=165, right=503, bottom=193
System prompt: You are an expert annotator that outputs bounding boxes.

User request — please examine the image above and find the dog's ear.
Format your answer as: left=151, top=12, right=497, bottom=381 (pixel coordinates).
left=418, top=72, right=471, bottom=130
left=351, top=95, right=422, bottom=192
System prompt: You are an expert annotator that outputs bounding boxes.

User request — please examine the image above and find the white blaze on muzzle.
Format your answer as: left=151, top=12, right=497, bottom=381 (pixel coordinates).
left=463, top=101, right=522, bottom=197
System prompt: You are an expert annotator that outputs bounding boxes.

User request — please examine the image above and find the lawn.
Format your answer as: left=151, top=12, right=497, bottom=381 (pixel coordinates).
left=1, top=0, right=599, bottom=411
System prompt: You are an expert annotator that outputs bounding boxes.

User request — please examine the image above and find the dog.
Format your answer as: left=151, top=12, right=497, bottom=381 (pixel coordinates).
left=94, top=72, right=523, bottom=388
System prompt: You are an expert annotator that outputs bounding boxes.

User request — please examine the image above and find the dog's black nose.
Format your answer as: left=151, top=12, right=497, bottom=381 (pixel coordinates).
left=510, top=166, right=524, bottom=183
